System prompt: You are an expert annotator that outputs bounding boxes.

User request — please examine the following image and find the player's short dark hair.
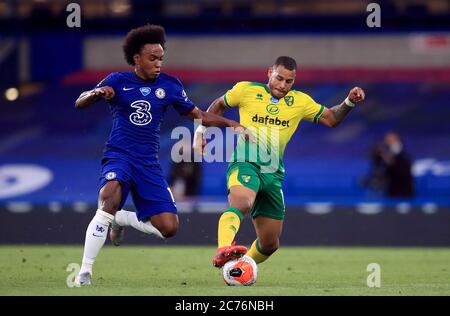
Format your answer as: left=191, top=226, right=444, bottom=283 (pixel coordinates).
left=123, top=24, right=166, bottom=66
left=274, top=56, right=297, bottom=71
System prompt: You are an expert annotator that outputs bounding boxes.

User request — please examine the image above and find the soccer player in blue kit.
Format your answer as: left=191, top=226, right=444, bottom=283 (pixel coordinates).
left=73, top=25, right=246, bottom=285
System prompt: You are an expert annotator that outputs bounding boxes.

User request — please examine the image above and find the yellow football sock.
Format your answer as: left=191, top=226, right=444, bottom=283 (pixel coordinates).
left=217, top=208, right=243, bottom=248
left=247, top=239, right=270, bottom=264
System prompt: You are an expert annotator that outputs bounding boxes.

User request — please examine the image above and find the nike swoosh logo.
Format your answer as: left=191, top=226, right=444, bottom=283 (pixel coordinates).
left=123, top=87, right=135, bottom=91
left=92, top=234, right=103, bottom=237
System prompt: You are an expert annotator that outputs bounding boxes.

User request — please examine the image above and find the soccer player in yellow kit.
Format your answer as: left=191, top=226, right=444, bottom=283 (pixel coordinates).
left=193, top=56, right=365, bottom=268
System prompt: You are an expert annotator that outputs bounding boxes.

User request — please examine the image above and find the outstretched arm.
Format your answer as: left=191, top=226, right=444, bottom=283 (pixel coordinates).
left=75, top=86, right=115, bottom=109
left=204, top=96, right=228, bottom=116
left=185, top=101, right=237, bottom=128
left=190, top=95, right=243, bottom=154
left=318, top=87, right=365, bottom=128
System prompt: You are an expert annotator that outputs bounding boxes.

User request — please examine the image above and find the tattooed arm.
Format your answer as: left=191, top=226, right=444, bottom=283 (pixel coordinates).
left=318, top=87, right=365, bottom=128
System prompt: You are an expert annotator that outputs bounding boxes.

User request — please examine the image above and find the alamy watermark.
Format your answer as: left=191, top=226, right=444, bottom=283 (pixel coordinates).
left=66, top=263, right=81, bottom=288
left=366, top=263, right=381, bottom=288
left=66, top=3, right=81, bottom=28
left=366, top=3, right=381, bottom=28
left=171, top=120, right=281, bottom=173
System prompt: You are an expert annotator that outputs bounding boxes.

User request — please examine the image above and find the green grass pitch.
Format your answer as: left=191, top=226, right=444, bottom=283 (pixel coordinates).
left=1, top=245, right=449, bottom=295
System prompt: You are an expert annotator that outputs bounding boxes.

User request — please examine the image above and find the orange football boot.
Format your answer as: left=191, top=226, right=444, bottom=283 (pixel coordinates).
left=212, top=242, right=247, bottom=268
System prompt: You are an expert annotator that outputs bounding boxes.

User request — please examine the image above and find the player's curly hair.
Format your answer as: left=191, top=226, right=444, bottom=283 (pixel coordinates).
left=123, top=24, right=166, bottom=66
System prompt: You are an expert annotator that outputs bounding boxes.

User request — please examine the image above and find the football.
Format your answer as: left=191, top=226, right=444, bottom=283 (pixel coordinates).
left=223, top=255, right=258, bottom=286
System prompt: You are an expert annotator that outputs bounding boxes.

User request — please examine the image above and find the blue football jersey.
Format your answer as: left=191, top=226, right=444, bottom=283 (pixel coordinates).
left=95, top=71, right=195, bottom=165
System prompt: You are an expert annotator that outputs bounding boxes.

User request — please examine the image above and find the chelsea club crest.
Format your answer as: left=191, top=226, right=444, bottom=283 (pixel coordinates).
left=155, top=88, right=166, bottom=99
left=106, top=172, right=116, bottom=180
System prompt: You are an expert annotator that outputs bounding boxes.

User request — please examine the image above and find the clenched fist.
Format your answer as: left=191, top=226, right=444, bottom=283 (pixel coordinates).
left=93, top=86, right=115, bottom=100
left=348, top=87, right=365, bottom=104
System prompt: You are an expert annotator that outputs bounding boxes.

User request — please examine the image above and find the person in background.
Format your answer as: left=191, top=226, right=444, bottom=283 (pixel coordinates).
left=381, top=131, right=415, bottom=198
left=169, top=139, right=202, bottom=200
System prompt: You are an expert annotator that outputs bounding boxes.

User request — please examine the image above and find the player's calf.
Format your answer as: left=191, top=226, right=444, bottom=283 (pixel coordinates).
left=246, top=239, right=279, bottom=264
left=258, top=239, right=279, bottom=256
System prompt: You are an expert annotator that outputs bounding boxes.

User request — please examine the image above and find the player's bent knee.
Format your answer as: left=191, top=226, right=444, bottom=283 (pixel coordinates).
left=160, top=226, right=177, bottom=238
left=156, top=221, right=178, bottom=238
left=230, top=199, right=253, bottom=217
left=233, top=205, right=250, bottom=217
left=229, top=189, right=255, bottom=217
left=149, top=213, right=179, bottom=238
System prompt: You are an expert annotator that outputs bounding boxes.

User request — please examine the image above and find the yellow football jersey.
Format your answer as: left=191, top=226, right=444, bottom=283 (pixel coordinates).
left=224, top=81, right=324, bottom=177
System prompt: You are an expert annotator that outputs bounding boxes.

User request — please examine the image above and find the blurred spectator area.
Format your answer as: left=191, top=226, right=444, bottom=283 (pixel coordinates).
left=1, top=80, right=449, bottom=203
left=1, top=0, right=450, bottom=32
left=1, top=0, right=450, bottom=18
left=1, top=0, right=450, bottom=205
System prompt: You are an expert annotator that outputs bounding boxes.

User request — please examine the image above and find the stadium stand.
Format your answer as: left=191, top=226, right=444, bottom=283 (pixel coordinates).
left=1, top=0, right=449, bottom=246
left=1, top=80, right=449, bottom=205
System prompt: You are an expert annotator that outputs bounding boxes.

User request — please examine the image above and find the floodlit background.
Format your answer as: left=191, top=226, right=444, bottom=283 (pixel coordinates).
left=1, top=0, right=450, bottom=246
